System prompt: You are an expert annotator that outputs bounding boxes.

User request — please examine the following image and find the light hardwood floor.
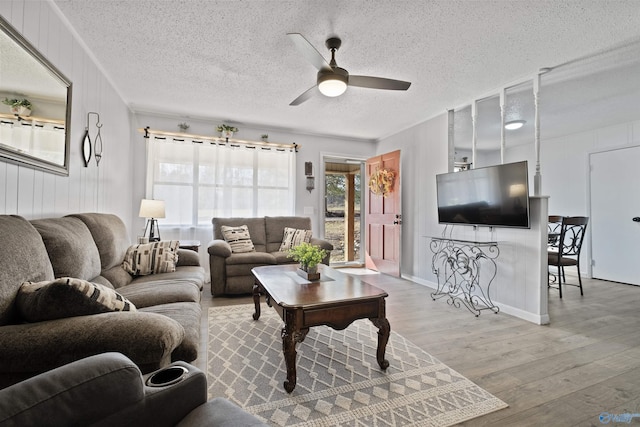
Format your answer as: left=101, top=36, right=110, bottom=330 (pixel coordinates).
left=195, top=272, right=640, bottom=426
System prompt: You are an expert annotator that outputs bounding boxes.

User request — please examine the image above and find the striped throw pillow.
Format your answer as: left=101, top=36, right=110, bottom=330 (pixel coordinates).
left=279, top=227, right=312, bottom=251
left=221, top=225, right=255, bottom=253
left=123, top=240, right=179, bottom=276
left=17, top=278, right=136, bottom=322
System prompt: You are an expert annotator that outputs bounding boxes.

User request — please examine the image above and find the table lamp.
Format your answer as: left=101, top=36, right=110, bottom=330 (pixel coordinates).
left=139, top=199, right=165, bottom=242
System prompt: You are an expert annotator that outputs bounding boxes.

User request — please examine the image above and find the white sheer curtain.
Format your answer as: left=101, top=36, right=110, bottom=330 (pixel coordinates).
left=145, top=134, right=296, bottom=268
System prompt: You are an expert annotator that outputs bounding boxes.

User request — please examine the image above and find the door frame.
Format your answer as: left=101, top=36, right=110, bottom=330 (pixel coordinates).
left=319, top=152, right=367, bottom=266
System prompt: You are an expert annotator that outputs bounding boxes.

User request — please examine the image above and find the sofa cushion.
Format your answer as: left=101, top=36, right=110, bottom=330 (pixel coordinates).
left=224, top=252, right=277, bottom=266
left=123, top=241, right=179, bottom=276
left=271, top=251, right=298, bottom=264
left=118, top=279, right=201, bottom=308
left=220, top=225, right=255, bottom=253
left=17, top=278, right=136, bottom=322
left=0, top=312, right=184, bottom=379
left=0, top=216, right=55, bottom=326
left=68, top=213, right=131, bottom=270
left=31, top=217, right=102, bottom=281
left=131, top=266, right=206, bottom=291
left=278, top=227, right=312, bottom=251
left=100, top=265, right=133, bottom=289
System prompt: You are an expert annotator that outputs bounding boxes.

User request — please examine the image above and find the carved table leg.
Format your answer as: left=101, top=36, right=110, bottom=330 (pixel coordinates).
left=281, top=323, right=308, bottom=393
left=370, top=317, right=390, bottom=370
left=252, top=282, right=261, bottom=320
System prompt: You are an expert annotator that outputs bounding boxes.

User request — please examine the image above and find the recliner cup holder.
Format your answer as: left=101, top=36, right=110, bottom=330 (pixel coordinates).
left=145, top=366, right=189, bottom=387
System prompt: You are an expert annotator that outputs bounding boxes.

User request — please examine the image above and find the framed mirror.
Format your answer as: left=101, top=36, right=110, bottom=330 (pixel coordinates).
left=0, top=15, right=72, bottom=176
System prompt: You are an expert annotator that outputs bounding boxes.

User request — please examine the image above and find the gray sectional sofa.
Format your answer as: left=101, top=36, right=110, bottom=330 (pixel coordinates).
left=0, top=213, right=205, bottom=389
left=208, top=216, right=333, bottom=296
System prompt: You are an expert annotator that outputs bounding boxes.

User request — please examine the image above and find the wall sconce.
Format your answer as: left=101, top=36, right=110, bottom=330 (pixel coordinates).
left=139, top=199, right=165, bottom=242
left=82, top=112, right=103, bottom=167
left=305, top=161, right=314, bottom=192
left=306, top=176, right=315, bottom=192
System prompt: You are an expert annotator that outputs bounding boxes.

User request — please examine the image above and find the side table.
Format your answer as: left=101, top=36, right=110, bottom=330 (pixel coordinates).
left=179, top=240, right=201, bottom=252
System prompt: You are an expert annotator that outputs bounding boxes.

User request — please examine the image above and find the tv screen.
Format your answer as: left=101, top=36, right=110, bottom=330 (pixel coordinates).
left=436, top=161, right=530, bottom=228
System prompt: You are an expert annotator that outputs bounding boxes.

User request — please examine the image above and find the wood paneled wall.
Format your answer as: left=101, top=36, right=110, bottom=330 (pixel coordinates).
left=0, top=1, right=133, bottom=231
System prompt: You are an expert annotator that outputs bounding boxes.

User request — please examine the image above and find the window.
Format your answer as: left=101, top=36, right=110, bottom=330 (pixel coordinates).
left=145, top=135, right=296, bottom=226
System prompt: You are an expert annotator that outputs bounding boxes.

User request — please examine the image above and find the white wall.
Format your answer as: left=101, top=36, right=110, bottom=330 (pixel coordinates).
left=0, top=2, right=133, bottom=230
left=377, top=113, right=550, bottom=324
left=376, top=113, right=449, bottom=282
left=131, top=112, right=377, bottom=266
left=540, top=118, right=640, bottom=276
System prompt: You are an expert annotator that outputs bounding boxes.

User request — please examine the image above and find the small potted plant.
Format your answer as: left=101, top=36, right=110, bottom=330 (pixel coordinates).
left=288, top=242, right=327, bottom=281
left=178, top=122, right=190, bottom=132
left=216, top=124, right=238, bottom=139
left=261, top=134, right=269, bottom=142
left=3, top=98, right=32, bottom=117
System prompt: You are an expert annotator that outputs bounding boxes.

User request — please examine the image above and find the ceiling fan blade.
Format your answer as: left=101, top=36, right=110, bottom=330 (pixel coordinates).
left=290, top=85, right=318, bottom=106
left=349, top=75, right=411, bottom=91
left=287, top=33, right=331, bottom=71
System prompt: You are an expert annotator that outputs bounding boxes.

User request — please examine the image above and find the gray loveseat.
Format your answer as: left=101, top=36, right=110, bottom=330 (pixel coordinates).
left=208, top=216, right=333, bottom=296
left=0, top=213, right=206, bottom=389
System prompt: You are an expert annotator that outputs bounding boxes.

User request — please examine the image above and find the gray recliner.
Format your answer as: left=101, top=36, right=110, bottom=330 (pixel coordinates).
left=0, top=352, right=266, bottom=427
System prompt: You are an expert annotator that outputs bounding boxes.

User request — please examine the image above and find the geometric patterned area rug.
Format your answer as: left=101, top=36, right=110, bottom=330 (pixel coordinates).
left=208, top=305, right=507, bottom=426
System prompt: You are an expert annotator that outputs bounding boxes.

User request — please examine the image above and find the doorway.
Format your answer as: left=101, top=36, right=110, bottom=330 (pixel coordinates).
left=590, top=145, right=640, bottom=286
left=323, top=157, right=364, bottom=266
left=365, top=150, right=402, bottom=276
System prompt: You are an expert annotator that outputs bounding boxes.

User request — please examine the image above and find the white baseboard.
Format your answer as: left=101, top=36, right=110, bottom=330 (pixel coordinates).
left=401, top=274, right=550, bottom=325
left=495, top=302, right=550, bottom=325
left=401, top=274, right=437, bottom=289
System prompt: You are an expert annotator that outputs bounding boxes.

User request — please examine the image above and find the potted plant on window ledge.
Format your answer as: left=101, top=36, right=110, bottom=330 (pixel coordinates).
left=3, top=98, right=32, bottom=117
left=216, top=124, right=238, bottom=140
left=288, top=242, right=327, bottom=281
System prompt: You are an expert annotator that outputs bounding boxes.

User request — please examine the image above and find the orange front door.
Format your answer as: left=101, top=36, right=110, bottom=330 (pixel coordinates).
left=365, top=150, right=401, bottom=276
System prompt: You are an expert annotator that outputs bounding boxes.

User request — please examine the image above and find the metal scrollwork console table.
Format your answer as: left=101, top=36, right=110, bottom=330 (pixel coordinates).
left=430, top=237, right=500, bottom=316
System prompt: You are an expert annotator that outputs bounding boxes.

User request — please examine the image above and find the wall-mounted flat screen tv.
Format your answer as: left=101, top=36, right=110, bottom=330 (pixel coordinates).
left=436, top=161, right=530, bottom=228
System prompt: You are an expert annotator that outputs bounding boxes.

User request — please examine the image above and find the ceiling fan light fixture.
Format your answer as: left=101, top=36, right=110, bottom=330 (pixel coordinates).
left=317, top=68, right=348, bottom=97
left=505, top=120, right=526, bottom=130
left=318, top=78, right=347, bottom=97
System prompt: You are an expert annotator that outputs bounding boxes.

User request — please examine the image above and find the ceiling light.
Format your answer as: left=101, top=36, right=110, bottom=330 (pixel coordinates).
left=317, top=68, right=348, bottom=97
left=504, top=120, right=526, bottom=130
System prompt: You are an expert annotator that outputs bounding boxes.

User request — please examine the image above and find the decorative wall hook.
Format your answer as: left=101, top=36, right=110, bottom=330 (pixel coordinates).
left=82, top=112, right=103, bottom=167
left=81, top=125, right=91, bottom=167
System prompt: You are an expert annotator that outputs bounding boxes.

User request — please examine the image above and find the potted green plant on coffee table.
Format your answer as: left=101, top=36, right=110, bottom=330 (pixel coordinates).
left=288, top=242, right=327, bottom=281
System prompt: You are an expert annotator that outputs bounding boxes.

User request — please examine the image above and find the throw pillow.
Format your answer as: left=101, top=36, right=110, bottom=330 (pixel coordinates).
left=279, top=227, right=313, bottom=252
left=17, top=277, right=136, bottom=322
left=122, top=240, right=179, bottom=276
left=221, top=225, right=255, bottom=253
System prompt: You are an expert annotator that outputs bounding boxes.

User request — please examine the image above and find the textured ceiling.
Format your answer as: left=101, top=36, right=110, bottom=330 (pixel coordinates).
left=52, top=0, right=640, bottom=141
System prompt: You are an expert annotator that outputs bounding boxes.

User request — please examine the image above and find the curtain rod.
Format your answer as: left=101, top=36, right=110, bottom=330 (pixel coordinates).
left=139, top=127, right=299, bottom=152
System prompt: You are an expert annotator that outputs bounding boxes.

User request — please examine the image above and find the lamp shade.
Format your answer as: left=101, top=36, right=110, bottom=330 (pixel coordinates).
left=139, top=199, right=165, bottom=219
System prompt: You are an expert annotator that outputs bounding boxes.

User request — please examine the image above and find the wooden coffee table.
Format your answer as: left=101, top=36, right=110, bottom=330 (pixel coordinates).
left=251, top=264, right=390, bottom=393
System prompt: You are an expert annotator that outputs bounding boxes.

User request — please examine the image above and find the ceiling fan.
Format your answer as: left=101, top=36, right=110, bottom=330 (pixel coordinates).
left=287, top=33, right=411, bottom=106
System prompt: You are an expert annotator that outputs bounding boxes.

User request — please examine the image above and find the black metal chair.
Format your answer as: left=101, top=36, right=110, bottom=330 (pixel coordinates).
left=548, top=216, right=589, bottom=298
left=548, top=215, right=563, bottom=247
